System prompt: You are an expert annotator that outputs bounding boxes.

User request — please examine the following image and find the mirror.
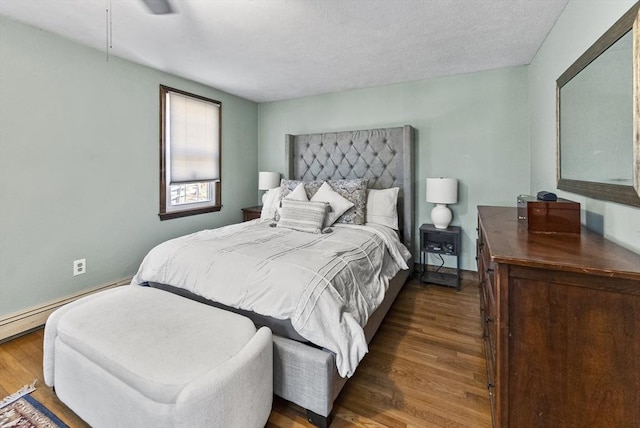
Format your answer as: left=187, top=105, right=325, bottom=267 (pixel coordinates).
left=557, top=2, right=640, bottom=207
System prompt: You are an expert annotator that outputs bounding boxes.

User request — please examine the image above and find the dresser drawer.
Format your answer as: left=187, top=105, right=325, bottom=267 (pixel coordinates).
left=476, top=238, right=483, bottom=282
left=485, top=270, right=498, bottom=428
left=483, top=330, right=497, bottom=395
left=477, top=222, right=497, bottom=412
left=485, top=278, right=497, bottom=372
left=482, top=246, right=494, bottom=279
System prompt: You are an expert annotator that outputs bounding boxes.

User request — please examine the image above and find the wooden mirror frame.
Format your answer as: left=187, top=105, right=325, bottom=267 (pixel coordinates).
left=556, top=2, right=640, bottom=207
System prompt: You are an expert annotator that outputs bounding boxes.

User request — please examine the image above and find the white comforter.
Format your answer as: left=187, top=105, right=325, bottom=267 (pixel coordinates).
left=132, top=220, right=411, bottom=377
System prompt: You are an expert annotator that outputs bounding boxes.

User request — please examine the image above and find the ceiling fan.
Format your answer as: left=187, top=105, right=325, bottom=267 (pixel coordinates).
left=141, top=0, right=174, bottom=15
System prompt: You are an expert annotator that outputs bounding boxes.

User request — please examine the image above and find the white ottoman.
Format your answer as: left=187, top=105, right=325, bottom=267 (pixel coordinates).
left=43, top=286, right=272, bottom=428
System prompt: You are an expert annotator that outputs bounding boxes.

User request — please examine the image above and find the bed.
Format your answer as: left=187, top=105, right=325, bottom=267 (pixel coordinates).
left=135, top=125, right=415, bottom=427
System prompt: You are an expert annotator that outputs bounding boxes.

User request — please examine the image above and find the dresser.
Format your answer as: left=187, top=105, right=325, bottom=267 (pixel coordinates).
left=476, top=206, right=640, bottom=428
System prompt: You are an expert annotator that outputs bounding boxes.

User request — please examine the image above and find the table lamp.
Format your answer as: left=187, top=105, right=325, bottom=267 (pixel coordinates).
left=258, top=171, right=280, bottom=203
left=426, top=177, right=458, bottom=229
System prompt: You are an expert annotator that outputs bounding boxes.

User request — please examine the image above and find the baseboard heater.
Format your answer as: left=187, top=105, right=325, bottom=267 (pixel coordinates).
left=0, top=277, right=131, bottom=343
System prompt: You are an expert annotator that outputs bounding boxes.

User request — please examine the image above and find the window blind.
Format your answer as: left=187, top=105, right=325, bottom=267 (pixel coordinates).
left=167, top=91, right=220, bottom=184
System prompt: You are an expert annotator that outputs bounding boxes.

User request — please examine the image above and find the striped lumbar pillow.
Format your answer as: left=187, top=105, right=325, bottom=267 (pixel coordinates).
left=277, top=199, right=328, bottom=233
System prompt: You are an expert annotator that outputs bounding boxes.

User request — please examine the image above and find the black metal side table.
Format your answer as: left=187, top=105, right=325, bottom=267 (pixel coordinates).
left=419, top=223, right=462, bottom=291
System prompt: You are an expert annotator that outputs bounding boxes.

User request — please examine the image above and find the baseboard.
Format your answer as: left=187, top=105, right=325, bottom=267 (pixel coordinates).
left=0, top=277, right=132, bottom=343
left=413, top=263, right=478, bottom=282
left=460, top=269, right=478, bottom=281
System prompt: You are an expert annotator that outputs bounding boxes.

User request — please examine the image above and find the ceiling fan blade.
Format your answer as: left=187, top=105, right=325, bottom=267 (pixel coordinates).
left=141, top=0, right=174, bottom=15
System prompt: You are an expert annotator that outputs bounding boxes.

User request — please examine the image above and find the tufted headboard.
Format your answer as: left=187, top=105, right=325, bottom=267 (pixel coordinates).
left=285, top=125, right=415, bottom=257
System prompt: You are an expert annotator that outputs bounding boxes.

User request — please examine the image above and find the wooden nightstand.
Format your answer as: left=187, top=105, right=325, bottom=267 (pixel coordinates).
left=241, top=205, right=262, bottom=222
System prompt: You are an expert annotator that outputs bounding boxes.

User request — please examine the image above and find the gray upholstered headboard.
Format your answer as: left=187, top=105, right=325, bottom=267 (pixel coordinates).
left=285, top=125, right=415, bottom=258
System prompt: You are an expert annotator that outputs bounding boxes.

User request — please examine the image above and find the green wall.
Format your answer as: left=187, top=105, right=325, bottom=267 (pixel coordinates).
left=258, top=67, right=531, bottom=271
left=0, top=16, right=259, bottom=317
left=529, top=0, right=640, bottom=253
left=4, top=0, right=637, bottom=320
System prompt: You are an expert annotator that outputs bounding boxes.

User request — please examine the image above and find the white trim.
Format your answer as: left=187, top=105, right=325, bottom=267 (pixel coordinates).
left=0, top=277, right=132, bottom=343
left=0, top=380, right=36, bottom=407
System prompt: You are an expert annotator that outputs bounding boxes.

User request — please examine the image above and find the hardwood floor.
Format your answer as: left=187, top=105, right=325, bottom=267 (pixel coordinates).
left=0, top=278, right=490, bottom=427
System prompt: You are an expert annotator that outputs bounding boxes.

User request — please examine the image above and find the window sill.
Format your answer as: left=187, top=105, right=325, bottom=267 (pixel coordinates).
left=159, top=205, right=222, bottom=221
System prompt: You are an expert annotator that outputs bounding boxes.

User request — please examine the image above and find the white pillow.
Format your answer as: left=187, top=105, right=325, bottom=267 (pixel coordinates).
left=277, top=199, right=328, bottom=234
left=260, top=187, right=284, bottom=220
left=366, top=187, right=400, bottom=230
left=311, top=182, right=354, bottom=226
left=286, top=183, right=309, bottom=201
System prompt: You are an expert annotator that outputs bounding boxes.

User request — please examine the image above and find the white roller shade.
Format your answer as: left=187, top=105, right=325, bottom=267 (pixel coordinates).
left=168, top=91, right=220, bottom=184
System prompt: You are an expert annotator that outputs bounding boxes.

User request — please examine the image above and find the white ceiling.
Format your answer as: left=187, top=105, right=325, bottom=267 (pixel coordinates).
left=0, top=0, right=569, bottom=103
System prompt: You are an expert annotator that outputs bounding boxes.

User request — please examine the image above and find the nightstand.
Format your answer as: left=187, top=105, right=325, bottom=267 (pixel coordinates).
left=419, top=223, right=461, bottom=291
left=241, top=205, right=262, bottom=222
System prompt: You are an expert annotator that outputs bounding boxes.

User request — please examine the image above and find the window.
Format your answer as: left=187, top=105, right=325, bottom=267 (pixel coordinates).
left=159, top=85, right=222, bottom=220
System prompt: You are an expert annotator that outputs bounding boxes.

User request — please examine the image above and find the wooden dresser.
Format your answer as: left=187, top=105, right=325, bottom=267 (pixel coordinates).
left=476, top=206, right=640, bottom=428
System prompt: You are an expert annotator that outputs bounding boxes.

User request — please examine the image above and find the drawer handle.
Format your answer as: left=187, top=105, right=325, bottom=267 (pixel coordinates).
left=486, top=267, right=494, bottom=273
left=518, top=215, right=526, bottom=220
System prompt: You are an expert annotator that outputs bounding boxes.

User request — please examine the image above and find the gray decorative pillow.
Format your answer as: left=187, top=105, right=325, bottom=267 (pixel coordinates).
left=310, top=182, right=354, bottom=227
left=277, top=199, right=328, bottom=234
left=280, top=179, right=324, bottom=200
left=327, top=179, right=368, bottom=225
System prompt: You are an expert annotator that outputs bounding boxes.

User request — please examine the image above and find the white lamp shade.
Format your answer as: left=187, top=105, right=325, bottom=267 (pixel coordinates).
left=258, top=171, right=280, bottom=190
left=426, top=177, right=458, bottom=204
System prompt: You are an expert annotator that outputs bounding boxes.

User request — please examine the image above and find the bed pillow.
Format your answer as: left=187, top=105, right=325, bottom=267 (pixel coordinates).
left=273, top=183, right=309, bottom=222
left=310, top=182, right=354, bottom=227
left=260, top=187, right=284, bottom=220
left=277, top=199, right=328, bottom=234
left=327, top=179, right=368, bottom=225
left=280, top=179, right=323, bottom=199
left=286, top=182, right=309, bottom=201
left=365, top=187, right=400, bottom=230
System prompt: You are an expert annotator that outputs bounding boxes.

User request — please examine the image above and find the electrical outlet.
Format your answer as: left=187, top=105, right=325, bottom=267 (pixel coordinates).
left=73, top=258, right=86, bottom=276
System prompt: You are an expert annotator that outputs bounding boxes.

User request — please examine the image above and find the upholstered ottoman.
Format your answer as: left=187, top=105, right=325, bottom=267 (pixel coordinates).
left=43, top=285, right=272, bottom=428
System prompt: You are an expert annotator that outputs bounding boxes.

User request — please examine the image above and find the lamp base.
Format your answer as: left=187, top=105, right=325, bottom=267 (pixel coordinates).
left=431, top=204, right=452, bottom=229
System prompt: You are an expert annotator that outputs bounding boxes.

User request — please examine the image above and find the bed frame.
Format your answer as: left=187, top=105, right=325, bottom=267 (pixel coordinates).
left=276, top=125, right=415, bottom=426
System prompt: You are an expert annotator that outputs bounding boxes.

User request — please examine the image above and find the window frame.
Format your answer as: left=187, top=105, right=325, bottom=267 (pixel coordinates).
left=158, top=85, right=222, bottom=220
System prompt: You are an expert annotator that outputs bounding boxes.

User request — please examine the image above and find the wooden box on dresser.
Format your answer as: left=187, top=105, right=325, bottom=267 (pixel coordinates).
left=476, top=206, right=640, bottom=428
